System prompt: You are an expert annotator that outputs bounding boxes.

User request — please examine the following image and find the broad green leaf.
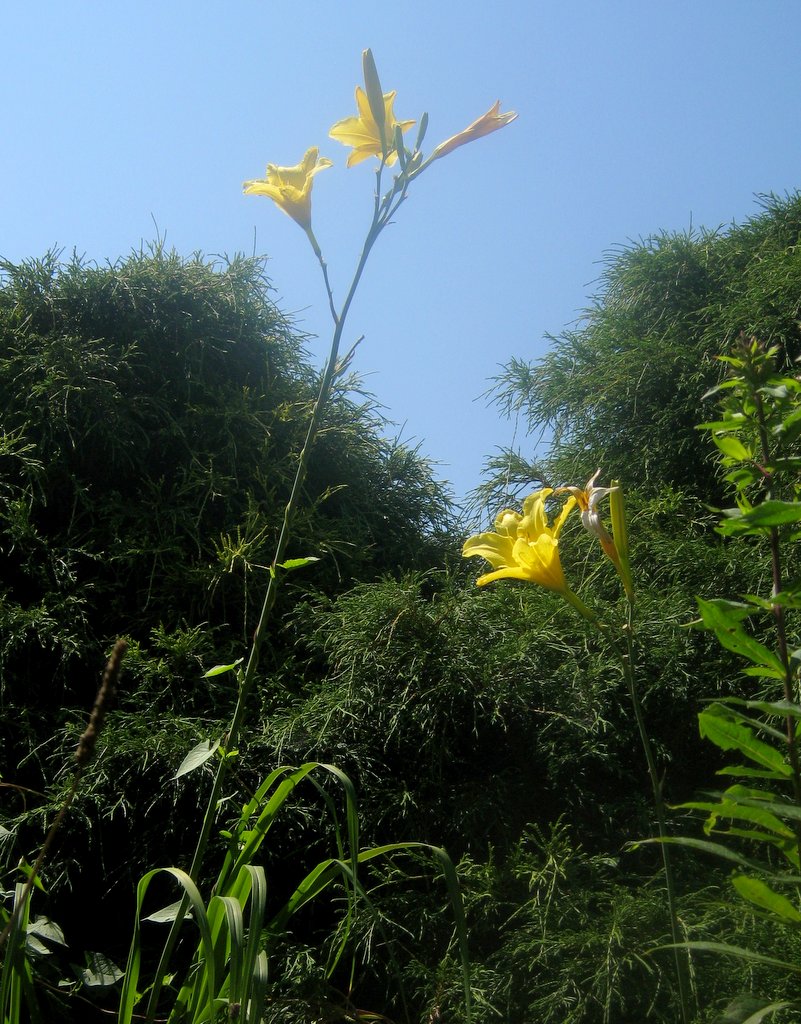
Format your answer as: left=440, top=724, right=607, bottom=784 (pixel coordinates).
left=142, top=899, right=193, bottom=924
left=718, top=500, right=801, bottom=534
left=25, top=934, right=53, bottom=956
left=727, top=791, right=801, bottom=825
left=698, top=709, right=791, bottom=776
left=730, top=873, right=801, bottom=921
left=693, top=598, right=753, bottom=624
left=717, top=696, right=801, bottom=721
left=704, top=703, right=787, bottom=743
left=698, top=413, right=747, bottom=429
left=684, top=799, right=794, bottom=839
left=760, top=383, right=791, bottom=399
left=82, top=951, right=124, bottom=988
left=27, top=917, right=66, bottom=946
left=276, top=556, right=320, bottom=572
left=711, top=434, right=752, bottom=460
left=716, top=765, right=788, bottom=780
left=695, top=603, right=786, bottom=675
left=174, top=738, right=221, bottom=780
left=739, top=696, right=800, bottom=727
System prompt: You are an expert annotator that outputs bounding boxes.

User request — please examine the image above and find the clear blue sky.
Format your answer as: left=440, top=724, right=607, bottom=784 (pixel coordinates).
left=3, top=1, right=800, bottom=504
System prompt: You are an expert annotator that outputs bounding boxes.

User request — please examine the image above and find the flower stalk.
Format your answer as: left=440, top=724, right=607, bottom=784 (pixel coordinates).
left=145, top=50, right=517, bottom=1021
left=463, top=475, right=691, bottom=1022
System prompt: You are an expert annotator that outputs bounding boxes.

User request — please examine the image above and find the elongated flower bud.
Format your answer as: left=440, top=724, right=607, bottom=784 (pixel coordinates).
left=362, top=49, right=387, bottom=152
left=610, top=479, right=634, bottom=601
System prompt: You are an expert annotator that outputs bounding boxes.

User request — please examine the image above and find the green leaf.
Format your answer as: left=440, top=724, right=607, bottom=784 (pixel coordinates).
left=142, top=899, right=193, bottom=924
left=26, top=917, right=66, bottom=947
left=711, top=434, right=752, bottom=460
left=82, top=951, right=124, bottom=988
left=726, top=790, right=801, bottom=825
left=730, top=873, right=801, bottom=921
left=698, top=413, right=748, bottom=430
left=682, top=798, right=794, bottom=840
left=698, top=708, right=791, bottom=776
left=661, top=940, right=801, bottom=973
left=733, top=697, right=801, bottom=721
left=716, top=765, right=787, bottom=780
left=276, top=556, right=320, bottom=572
left=638, top=835, right=797, bottom=877
left=704, top=702, right=788, bottom=743
left=695, top=600, right=786, bottom=677
left=718, top=500, right=801, bottom=534
left=174, top=738, right=221, bottom=780
left=203, top=658, right=243, bottom=678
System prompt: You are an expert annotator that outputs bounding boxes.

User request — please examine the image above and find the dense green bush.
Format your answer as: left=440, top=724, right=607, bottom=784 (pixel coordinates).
left=6, top=191, right=801, bottom=1022
left=0, top=246, right=454, bottom=974
left=0, top=245, right=451, bottom=708
left=480, top=191, right=801, bottom=506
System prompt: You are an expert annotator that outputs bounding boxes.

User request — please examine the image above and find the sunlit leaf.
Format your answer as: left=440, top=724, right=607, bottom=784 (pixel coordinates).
left=698, top=709, right=791, bottom=776
left=174, top=738, right=221, bottom=780
left=730, top=873, right=801, bottom=921
left=82, top=951, right=124, bottom=988
left=695, top=601, right=786, bottom=676
left=203, top=658, right=243, bottom=678
left=276, top=556, right=320, bottom=572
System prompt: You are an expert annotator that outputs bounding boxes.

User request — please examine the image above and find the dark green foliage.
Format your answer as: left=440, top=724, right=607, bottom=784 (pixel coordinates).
left=0, top=245, right=451, bottom=713
left=265, top=542, right=734, bottom=856
left=482, top=192, right=801, bottom=504
left=0, top=247, right=454, bottom=987
left=7, top=190, right=801, bottom=1022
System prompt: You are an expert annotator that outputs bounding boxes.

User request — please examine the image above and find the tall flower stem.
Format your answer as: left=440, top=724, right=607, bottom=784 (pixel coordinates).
left=144, top=183, right=394, bottom=1023
left=621, top=601, right=692, bottom=1024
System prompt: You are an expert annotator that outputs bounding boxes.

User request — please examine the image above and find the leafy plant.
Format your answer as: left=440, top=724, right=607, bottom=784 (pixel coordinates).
left=661, top=337, right=801, bottom=1020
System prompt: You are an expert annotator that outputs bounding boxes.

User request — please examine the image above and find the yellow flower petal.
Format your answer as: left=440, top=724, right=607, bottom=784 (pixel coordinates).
left=243, top=147, right=332, bottom=230
left=463, top=490, right=572, bottom=594
left=330, top=86, right=414, bottom=167
left=475, top=565, right=532, bottom=587
left=462, top=530, right=516, bottom=570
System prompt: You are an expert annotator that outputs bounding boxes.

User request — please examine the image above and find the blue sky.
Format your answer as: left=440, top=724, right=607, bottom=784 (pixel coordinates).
left=3, top=1, right=800, bottom=504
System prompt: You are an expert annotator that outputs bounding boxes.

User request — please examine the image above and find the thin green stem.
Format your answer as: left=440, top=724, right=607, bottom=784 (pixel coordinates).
left=621, top=601, right=692, bottom=1024
left=143, top=189, right=390, bottom=1024
left=562, top=588, right=604, bottom=627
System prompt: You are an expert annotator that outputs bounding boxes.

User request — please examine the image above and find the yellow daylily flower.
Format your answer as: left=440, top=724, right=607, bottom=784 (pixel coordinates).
left=329, top=86, right=415, bottom=167
left=243, top=147, right=332, bottom=231
left=463, top=489, right=601, bottom=623
left=463, top=489, right=575, bottom=592
left=429, top=101, right=517, bottom=162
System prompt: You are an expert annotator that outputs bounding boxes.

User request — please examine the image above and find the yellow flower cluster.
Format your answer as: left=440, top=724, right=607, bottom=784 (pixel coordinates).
left=242, top=49, right=516, bottom=236
left=463, top=473, right=633, bottom=618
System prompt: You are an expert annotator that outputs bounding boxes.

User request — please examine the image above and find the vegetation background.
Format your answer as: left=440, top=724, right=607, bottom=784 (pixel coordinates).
left=4, top=190, right=801, bottom=1021
left=4, top=5, right=801, bottom=1019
